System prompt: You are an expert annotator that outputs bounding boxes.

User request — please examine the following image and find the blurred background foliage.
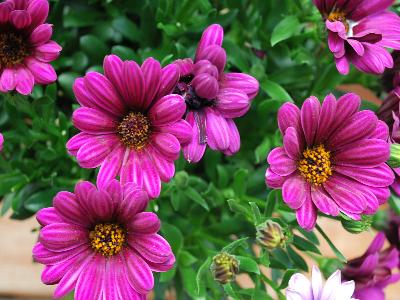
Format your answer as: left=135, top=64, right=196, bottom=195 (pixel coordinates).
left=0, top=0, right=396, bottom=299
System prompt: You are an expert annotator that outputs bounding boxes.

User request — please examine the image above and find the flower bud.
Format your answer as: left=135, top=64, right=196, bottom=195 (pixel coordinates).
left=210, top=252, right=239, bottom=285
left=341, top=215, right=372, bottom=234
left=256, top=220, right=286, bottom=250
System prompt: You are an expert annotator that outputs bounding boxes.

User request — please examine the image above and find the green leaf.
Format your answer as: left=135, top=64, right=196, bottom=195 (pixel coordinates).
left=227, top=199, right=252, bottom=218
left=0, top=171, right=28, bottom=196
left=80, top=35, right=108, bottom=63
left=271, top=16, right=300, bottom=46
left=112, top=17, right=142, bottom=43
left=388, top=144, right=400, bottom=168
left=179, top=250, right=198, bottom=267
left=389, top=194, right=400, bottom=215
left=293, top=235, right=321, bottom=255
left=316, top=224, right=347, bottom=263
left=223, top=284, right=240, bottom=300
left=278, top=269, right=297, bottom=289
left=249, top=202, right=262, bottom=225
left=233, top=168, right=248, bottom=197
left=222, top=237, right=249, bottom=253
left=312, top=63, right=343, bottom=96
left=160, top=265, right=176, bottom=283
left=265, top=190, right=277, bottom=217
left=261, top=79, right=293, bottom=102
left=161, top=223, right=184, bottom=255
left=24, top=188, right=60, bottom=212
left=184, top=186, right=209, bottom=211
left=298, top=227, right=320, bottom=245
left=181, top=267, right=206, bottom=299
left=237, top=256, right=260, bottom=274
left=287, top=246, right=308, bottom=271
left=196, top=257, right=212, bottom=295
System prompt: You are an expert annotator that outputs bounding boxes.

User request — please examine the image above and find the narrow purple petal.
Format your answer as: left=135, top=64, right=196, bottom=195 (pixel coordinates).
left=282, top=175, right=308, bottom=209
left=267, top=147, right=297, bottom=176
left=39, top=223, right=87, bottom=252
left=141, top=57, right=161, bottom=110
left=278, top=102, right=302, bottom=135
left=72, top=107, right=117, bottom=134
left=296, top=194, right=317, bottom=231
left=195, top=24, right=224, bottom=61
left=149, top=94, right=185, bottom=126
left=129, top=212, right=161, bottom=234
left=301, top=96, right=320, bottom=147
left=335, top=164, right=394, bottom=187
left=205, top=107, right=230, bottom=151
left=75, top=255, right=104, bottom=300
left=123, top=250, right=154, bottom=294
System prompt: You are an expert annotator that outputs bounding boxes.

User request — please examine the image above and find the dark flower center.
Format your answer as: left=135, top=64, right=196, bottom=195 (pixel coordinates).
left=174, top=75, right=215, bottom=111
left=117, top=112, right=151, bottom=150
left=327, top=10, right=349, bottom=33
left=0, top=29, right=30, bottom=69
left=298, top=144, right=332, bottom=186
left=89, top=223, right=126, bottom=257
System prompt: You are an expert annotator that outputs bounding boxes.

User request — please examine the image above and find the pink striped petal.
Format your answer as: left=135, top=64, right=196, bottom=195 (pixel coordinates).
left=72, top=78, right=95, bottom=108
left=36, top=207, right=63, bottom=226
left=86, top=189, right=114, bottom=221
left=315, top=94, right=337, bottom=144
left=15, top=67, right=34, bottom=95
left=282, top=175, right=308, bottom=209
left=267, top=147, right=297, bottom=176
left=205, top=107, right=230, bottom=151
left=149, top=94, right=185, bottom=126
left=151, top=132, right=180, bottom=161
left=331, top=93, right=361, bottom=132
left=156, top=119, right=193, bottom=145
left=34, top=41, right=62, bottom=62
left=72, top=107, right=117, bottom=134
left=66, top=132, right=91, bottom=156
left=198, top=45, right=226, bottom=73
left=148, top=146, right=175, bottom=182
left=9, top=10, right=31, bottom=29
left=216, top=88, right=250, bottom=118
left=26, top=58, right=57, bottom=84
left=97, top=145, right=125, bottom=189
left=195, top=24, right=224, bottom=61
left=33, top=242, right=88, bottom=266
left=335, top=164, right=394, bottom=187
left=310, top=186, right=339, bottom=216
left=103, top=258, right=120, bottom=300
left=76, top=135, right=119, bottom=168
left=183, top=112, right=206, bottom=163
left=156, top=64, right=179, bottom=98
left=120, top=149, right=143, bottom=187
left=220, top=72, right=259, bottom=100
left=118, top=187, right=148, bottom=224
left=283, top=126, right=302, bottom=160
left=0, top=68, right=16, bottom=91
left=0, top=2, right=13, bottom=23
left=222, top=119, right=240, bottom=156
left=27, top=0, right=49, bottom=28
left=369, top=120, right=389, bottom=140
left=53, top=191, right=91, bottom=227
left=123, top=250, right=154, bottom=294
left=29, top=23, right=52, bottom=46
left=140, top=151, right=161, bottom=199
left=84, top=72, right=126, bottom=117
left=129, top=234, right=172, bottom=264
left=278, top=102, right=301, bottom=135
left=103, top=55, right=126, bottom=103
left=75, top=255, right=104, bottom=300
left=265, top=168, right=287, bottom=189
left=39, top=223, right=87, bottom=252
left=193, top=60, right=218, bottom=78
left=129, top=212, right=160, bottom=234
left=296, top=194, right=317, bottom=231
left=123, top=60, right=145, bottom=109
left=192, top=73, right=219, bottom=100
left=301, top=96, right=320, bottom=147
left=141, top=57, right=161, bottom=110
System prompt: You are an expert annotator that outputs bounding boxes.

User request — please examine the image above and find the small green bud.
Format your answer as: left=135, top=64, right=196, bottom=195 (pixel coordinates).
left=388, top=143, right=400, bottom=168
left=174, top=171, right=189, bottom=188
left=256, top=220, right=287, bottom=250
left=341, top=215, right=372, bottom=234
left=210, top=252, right=239, bottom=285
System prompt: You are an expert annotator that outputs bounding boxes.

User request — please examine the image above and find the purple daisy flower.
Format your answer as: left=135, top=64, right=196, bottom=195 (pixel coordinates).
left=173, top=24, right=259, bottom=163
left=0, top=0, right=62, bottom=95
left=342, top=232, right=400, bottom=300
left=287, top=265, right=356, bottom=300
left=266, top=93, right=393, bottom=230
left=33, top=180, right=175, bottom=299
left=313, top=0, right=400, bottom=75
left=66, top=55, right=192, bottom=198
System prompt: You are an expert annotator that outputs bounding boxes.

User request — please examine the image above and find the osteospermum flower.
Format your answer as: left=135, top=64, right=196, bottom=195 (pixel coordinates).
left=342, top=232, right=400, bottom=300
left=266, top=93, right=393, bottom=230
left=313, top=0, right=400, bottom=75
left=173, top=24, right=259, bottom=163
left=66, top=55, right=192, bottom=198
left=0, top=0, right=61, bottom=95
left=286, top=266, right=356, bottom=300
left=33, top=180, right=175, bottom=299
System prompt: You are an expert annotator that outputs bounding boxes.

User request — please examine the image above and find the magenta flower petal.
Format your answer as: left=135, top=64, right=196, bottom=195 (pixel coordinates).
left=141, top=57, right=161, bottom=110
left=103, top=54, right=126, bottom=102
left=25, top=58, right=57, bottom=84
left=75, top=255, right=105, bottom=300
left=216, top=88, right=250, bottom=118
left=335, top=56, right=350, bottom=75
left=139, top=150, right=161, bottom=199
left=33, top=242, right=88, bottom=266
left=310, top=186, right=339, bottom=216
left=335, top=164, right=394, bottom=187
left=39, top=223, right=87, bottom=252
left=15, top=66, right=34, bottom=95
left=197, top=45, right=226, bottom=73
left=148, top=146, right=175, bottom=182
left=278, top=102, right=301, bottom=135
left=301, top=96, right=320, bottom=147
left=27, top=0, right=49, bottom=28
left=265, top=168, right=287, bottom=189
left=149, top=94, right=185, bottom=126
left=267, top=147, right=297, bottom=176
left=296, top=194, right=317, bottom=231
left=76, top=135, right=119, bottom=168
left=66, top=133, right=91, bottom=156
left=193, top=59, right=219, bottom=78
left=123, top=60, right=145, bottom=109
left=72, top=107, right=117, bottom=134
left=72, top=78, right=96, bottom=108
left=222, top=119, right=240, bottom=156
left=34, top=41, right=62, bottom=62
left=151, top=133, right=180, bottom=161
left=156, top=63, right=179, bottom=99
left=29, top=23, right=52, bottom=46
left=220, top=72, right=259, bottom=100
left=369, top=121, right=389, bottom=140
left=156, top=119, right=193, bottom=145
left=0, top=68, right=16, bottom=91
left=283, top=127, right=302, bottom=160
left=205, top=107, right=230, bottom=151
left=315, top=94, right=337, bottom=143
left=124, top=250, right=154, bottom=294
left=282, top=175, right=308, bottom=209
left=36, top=207, right=63, bottom=226
left=96, top=145, right=125, bottom=190
left=182, top=112, right=207, bottom=163
left=129, top=212, right=160, bottom=235
left=129, top=234, right=172, bottom=264
left=120, top=150, right=143, bottom=187
left=0, top=2, right=13, bottom=22
left=195, top=23, right=224, bottom=61
left=84, top=72, right=126, bottom=117
left=53, top=192, right=91, bottom=227
left=9, top=9, right=31, bottom=29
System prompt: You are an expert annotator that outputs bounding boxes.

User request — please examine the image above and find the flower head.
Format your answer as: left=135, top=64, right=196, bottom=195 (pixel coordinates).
left=313, top=0, right=400, bottom=75
left=287, top=266, right=356, bottom=300
left=0, top=0, right=61, bottom=95
left=266, top=93, right=393, bottom=230
left=342, top=232, right=400, bottom=300
left=33, top=180, right=175, bottom=299
left=210, top=252, right=239, bottom=285
left=173, top=24, right=259, bottom=163
left=67, top=55, right=192, bottom=198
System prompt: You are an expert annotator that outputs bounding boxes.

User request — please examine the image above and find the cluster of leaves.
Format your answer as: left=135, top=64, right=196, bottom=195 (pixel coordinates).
left=0, top=0, right=396, bottom=299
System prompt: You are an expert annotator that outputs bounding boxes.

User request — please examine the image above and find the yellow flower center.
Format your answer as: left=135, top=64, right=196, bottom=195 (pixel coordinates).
left=298, top=144, right=332, bottom=186
left=89, top=223, right=126, bottom=257
left=117, top=112, right=151, bottom=150
left=327, top=10, right=349, bottom=33
left=0, top=30, right=30, bottom=68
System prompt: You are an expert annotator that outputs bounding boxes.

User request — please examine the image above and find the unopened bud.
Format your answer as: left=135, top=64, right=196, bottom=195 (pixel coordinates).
left=210, top=252, right=239, bottom=285
left=341, top=215, right=372, bottom=234
left=256, top=220, right=286, bottom=250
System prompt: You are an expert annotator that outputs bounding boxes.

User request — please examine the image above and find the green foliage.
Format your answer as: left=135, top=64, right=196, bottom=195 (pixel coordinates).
left=0, top=0, right=394, bottom=299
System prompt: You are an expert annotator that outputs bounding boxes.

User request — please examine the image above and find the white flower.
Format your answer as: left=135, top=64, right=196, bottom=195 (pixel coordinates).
left=286, top=266, right=357, bottom=300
